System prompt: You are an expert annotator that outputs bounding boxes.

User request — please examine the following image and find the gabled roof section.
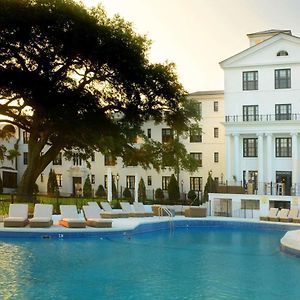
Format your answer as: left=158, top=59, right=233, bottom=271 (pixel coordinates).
left=220, top=32, right=300, bottom=68
left=247, top=29, right=291, bottom=37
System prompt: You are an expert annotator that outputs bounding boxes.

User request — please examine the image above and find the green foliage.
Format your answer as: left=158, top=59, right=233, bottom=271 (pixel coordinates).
left=168, top=174, right=180, bottom=204
left=123, top=187, right=132, bottom=200
left=112, top=178, right=118, bottom=199
left=155, top=188, right=164, bottom=203
left=95, top=184, right=106, bottom=198
left=203, top=172, right=217, bottom=203
left=0, top=175, right=3, bottom=194
left=33, top=183, right=39, bottom=194
left=138, top=178, right=146, bottom=202
left=83, top=175, right=92, bottom=198
left=47, top=169, right=59, bottom=197
left=187, top=190, right=197, bottom=201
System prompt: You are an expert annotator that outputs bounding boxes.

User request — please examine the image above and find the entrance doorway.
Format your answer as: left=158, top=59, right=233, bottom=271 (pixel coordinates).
left=73, top=177, right=82, bottom=196
left=243, top=170, right=258, bottom=194
left=276, top=171, right=292, bottom=196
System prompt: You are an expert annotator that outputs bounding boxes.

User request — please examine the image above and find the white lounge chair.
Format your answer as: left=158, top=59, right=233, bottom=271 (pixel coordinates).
left=82, top=205, right=112, bottom=228
left=270, top=208, right=289, bottom=222
left=120, top=202, right=144, bottom=217
left=87, top=202, right=102, bottom=215
left=59, top=205, right=86, bottom=228
left=260, top=208, right=278, bottom=221
left=29, top=204, right=53, bottom=227
left=4, top=204, right=29, bottom=227
left=100, top=202, right=128, bottom=218
left=133, top=202, right=153, bottom=217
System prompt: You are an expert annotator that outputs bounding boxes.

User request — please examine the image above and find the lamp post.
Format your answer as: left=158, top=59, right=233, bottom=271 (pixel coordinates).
left=116, top=173, right=120, bottom=199
left=181, top=179, right=184, bottom=193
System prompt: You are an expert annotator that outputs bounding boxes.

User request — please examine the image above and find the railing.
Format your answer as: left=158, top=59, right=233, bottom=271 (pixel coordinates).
left=225, top=113, right=300, bottom=123
left=158, top=206, right=174, bottom=231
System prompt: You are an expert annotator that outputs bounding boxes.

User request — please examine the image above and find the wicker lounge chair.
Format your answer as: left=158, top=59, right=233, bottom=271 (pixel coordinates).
left=133, top=202, right=153, bottom=217
left=120, top=202, right=145, bottom=217
left=281, top=207, right=299, bottom=222
left=82, top=205, right=112, bottom=228
left=4, top=204, right=29, bottom=227
left=271, top=208, right=289, bottom=222
left=184, top=206, right=207, bottom=218
left=259, top=207, right=278, bottom=221
left=100, top=202, right=128, bottom=218
left=29, top=204, right=53, bottom=228
left=59, top=205, right=86, bottom=228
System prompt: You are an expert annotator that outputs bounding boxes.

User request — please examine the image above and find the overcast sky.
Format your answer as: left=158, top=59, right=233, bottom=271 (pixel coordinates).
left=81, top=0, right=300, bottom=93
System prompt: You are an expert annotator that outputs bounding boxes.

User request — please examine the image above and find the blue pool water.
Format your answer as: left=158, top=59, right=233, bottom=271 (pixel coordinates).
left=0, top=226, right=300, bottom=300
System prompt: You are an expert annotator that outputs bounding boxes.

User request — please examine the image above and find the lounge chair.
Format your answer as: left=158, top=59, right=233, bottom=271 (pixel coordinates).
left=59, top=205, right=86, bottom=228
left=29, top=204, right=53, bottom=228
left=259, top=207, right=278, bottom=221
left=184, top=206, right=207, bottom=218
left=82, top=205, right=112, bottom=228
left=100, top=202, right=128, bottom=218
left=87, top=202, right=102, bottom=215
left=4, top=204, right=29, bottom=227
left=133, top=202, right=153, bottom=217
left=120, top=202, right=145, bottom=217
left=271, top=208, right=289, bottom=222
left=281, top=207, right=299, bottom=222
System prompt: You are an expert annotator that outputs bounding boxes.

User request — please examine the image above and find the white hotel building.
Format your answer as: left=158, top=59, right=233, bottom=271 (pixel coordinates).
left=0, top=91, right=225, bottom=198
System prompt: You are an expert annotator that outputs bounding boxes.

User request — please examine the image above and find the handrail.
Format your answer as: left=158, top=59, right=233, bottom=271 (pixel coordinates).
left=158, top=206, right=174, bottom=231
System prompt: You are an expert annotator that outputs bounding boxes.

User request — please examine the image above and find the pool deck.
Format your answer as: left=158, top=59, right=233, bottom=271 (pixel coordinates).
left=1, top=215, right=300, bottom=256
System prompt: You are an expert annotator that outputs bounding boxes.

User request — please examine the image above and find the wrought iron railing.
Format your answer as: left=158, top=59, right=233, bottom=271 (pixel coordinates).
left=225, top=113, right=300, bottom=123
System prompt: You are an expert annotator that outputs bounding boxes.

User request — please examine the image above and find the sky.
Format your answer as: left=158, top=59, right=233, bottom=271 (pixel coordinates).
left=80, top=0, right=300, bottom=93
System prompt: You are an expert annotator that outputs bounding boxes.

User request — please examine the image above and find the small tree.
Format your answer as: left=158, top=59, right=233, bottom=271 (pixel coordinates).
left=203, top=172, right=217, bottom=203
left=155, top=188, right=164, bottom=203
left=123, top=187, right=131, bottom=201
left=112, top=178, right=118, bottom=199
left=0, top=175, right=3, bottom=194
left=168, top=174, right=180, bottom=204
left=83, top=175, right=92, bottom=198
left=95, top=185, right=106, bottom=198
left=47, top=169, right=59, bottom=197
left=138, top=178, right=147, bottom=202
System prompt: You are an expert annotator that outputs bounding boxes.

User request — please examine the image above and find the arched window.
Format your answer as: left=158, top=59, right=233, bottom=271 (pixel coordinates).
left=277, top=50, right=288, bottom=56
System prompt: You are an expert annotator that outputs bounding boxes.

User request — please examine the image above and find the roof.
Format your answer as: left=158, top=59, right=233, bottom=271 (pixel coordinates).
left=188, top=90, right=224, bottom=96
left=247, top=29, right=291, bottom=37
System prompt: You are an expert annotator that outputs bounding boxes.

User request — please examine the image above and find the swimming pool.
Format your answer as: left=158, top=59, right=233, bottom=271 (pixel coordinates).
left=0, top=224, right=300, bottom=299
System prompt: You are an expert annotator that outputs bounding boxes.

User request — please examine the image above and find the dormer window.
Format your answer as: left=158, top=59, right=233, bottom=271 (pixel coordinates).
left=277, top=50, right=288, bottom=56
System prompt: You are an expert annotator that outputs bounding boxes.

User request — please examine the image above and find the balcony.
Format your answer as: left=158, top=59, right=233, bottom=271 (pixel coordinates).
left=225, top=113, right=300, bottom=123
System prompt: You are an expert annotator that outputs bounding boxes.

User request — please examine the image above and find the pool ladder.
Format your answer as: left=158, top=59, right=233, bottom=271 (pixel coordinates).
left=158, top=206, right=175, bottom=231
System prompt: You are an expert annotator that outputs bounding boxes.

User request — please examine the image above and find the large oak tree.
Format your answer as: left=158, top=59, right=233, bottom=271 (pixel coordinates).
left=0, top=0, right=200, bottom=201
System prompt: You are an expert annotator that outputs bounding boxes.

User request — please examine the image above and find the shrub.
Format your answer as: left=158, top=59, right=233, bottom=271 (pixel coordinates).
left=112, top=178, right=117, bottom=199
left=123, top=187, right=131, bottom=200
left=83, top=175, right=92, bottom=198
left=0, top=175, right=3, bottom=194
left=168, top=174, right=180, bottom=204
left=155, top=188, right=164, bottom=203
left=95, top=184, right=106, bottom=198
left=138, top=178, right=146, bottom=202
left=203, top=172, right=217, bottom=202
left=47, top=169, right=59, bottom=197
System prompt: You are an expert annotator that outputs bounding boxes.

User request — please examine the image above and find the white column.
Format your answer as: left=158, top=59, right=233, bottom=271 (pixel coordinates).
left=226, top=134, right=232, bottom=182
left=134, top=173, right=139, bottom=202
left=266, top=133, right=273, bottom=182
left=234, top=133, right=240, bottom=181
left=107, top=168, right=112, bottom=202
left=292, top=132, right=298, bottom=195
left=257, top=133, right=264, bottom=194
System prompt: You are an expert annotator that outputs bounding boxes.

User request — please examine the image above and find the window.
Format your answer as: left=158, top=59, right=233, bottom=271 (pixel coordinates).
left=53, top=152, right=62, bottom=165
left=162, top=176, right=171, bottom=190
left=190, top=152, right=202, bottom=167
left=243, top=105, right=259, bottom=121
left=41, top=174, right=44, bottom=183
left=162, top=128, right=173, bottom=143
left=147, top=176, right=152, bottom=186
left=147, top=128, right=151, bottom=139
left=126, top=176, right=135, bottom=189
left=214, top=128, right=219, bottom=138
left=190, top=127, right=202, bottom=143
left=196, top=102, right=202, bottom=116
left=213, top=101, right=219, bottom=112
left=276, top=138, right=292, bottom=157
left=73, top=154, right=82, bottom=166
left=190, top=177, right=202, bottom=191
left=277, top=50, right=288, bottom=56
left=2, top=171, right=17, bottom=188
left=104, top=175, right=117, bottom=189
left=214, top=152, right=219, bottom=163
left=23, top=152, right=28, bottom=165
left=275, top=69, right=291, bottom=89
left=243, top=71, right=258, bottom=90
left=91, top=174, right=95, bottom=184
left=23, top=131, right=30, bottom=144
left=91, top=152, right=95, bottom=162
left=243, top=138, right=258, bottom=157
left=56, top=174, right=62, bottom=187
left=104, top=155, right=116, bottom=166
left=275, top=104, right=291, bottom=120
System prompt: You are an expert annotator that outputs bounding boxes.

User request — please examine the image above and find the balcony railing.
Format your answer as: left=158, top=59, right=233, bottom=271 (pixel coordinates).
left=225, top=113, right=300, bottom=123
